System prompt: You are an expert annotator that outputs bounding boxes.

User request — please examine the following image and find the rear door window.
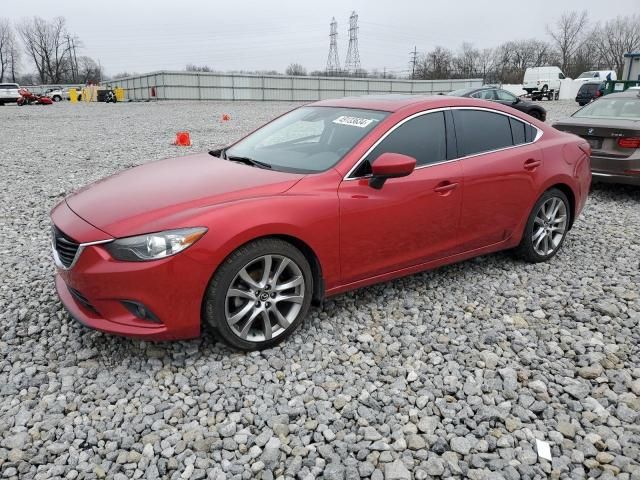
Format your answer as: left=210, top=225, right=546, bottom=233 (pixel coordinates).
left=452, top=109, right=514, bottom=156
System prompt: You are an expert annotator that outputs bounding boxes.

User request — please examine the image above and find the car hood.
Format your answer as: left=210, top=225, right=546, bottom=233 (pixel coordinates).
left=65, top=153, right=304, bottom=237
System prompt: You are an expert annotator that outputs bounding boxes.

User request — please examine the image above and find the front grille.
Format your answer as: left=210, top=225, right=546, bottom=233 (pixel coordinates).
left=53, top=226, right=80, bottom=268
left=68, top=286, right=99, bottom=315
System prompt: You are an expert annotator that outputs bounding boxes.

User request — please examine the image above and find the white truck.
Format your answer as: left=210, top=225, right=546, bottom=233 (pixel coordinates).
left=574, top=70, right=617, bottom=83
left=523, top=66, right=566, bottom=100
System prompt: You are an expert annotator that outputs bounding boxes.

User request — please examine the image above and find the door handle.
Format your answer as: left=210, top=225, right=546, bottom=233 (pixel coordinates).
left=524, top=158, right=542, bottom=170
left=434, top=181, right=459, bottom=194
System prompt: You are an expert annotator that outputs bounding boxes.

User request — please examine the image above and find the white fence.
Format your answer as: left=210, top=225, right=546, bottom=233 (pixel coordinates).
left=106, top=71, right=483, bottom=102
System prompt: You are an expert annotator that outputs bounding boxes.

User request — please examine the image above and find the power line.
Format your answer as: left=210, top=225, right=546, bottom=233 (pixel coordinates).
left=326, top=17, right=340, bottom=75
left=344, top=11, right=361, bottom=75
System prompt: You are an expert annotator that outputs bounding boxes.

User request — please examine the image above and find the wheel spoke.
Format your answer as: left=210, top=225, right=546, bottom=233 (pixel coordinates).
left=543, top=235, right=551, bottom=254
left=274, top=275, right=303, bottom=292
left=532, top=227, right=545, bottom=242
left=239, top=267, right=260, bottom=289
left=534, top=216, right=545, bottom=226
left=261, top=311, right=272, bottom=340
left=239, top=308, right=261, bottom=339
left=534, top=231, right=546, bottom=249
left=227, top=288, right=255, bottom=301
left=275, top=294, right=304, bottom=304
left=552, top=215, right=566, bottom=225
left=273, top=308, right=291, bottom=329
left=259, top=255, right=273, bottom=288
left=549, top=200, right=561, bottom=220
left=272, top=257, right=290, bottom=286
left=228, top=302, right=253, bottom=325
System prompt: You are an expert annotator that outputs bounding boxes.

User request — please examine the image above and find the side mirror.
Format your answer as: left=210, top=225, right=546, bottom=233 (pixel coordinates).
left=369, top=153, right=416, bottom=189
left=513, top=97, right=521, bottom=104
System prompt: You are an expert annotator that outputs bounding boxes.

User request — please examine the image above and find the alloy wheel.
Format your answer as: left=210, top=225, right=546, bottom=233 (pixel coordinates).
left=532, top=197, right=568, bottom=257
left=224, top=254, right=305, bottom=342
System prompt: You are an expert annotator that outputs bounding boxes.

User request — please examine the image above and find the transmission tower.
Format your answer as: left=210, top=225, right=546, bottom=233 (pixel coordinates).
left=344, top=11, right=361, bottom=75
left=326, top=17, right=340, bottom=76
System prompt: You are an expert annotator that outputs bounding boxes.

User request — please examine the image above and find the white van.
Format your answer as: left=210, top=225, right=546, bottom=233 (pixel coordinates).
left=523, top=66, right=566, bottom=94
left=574, top=70, right=617, bottom=83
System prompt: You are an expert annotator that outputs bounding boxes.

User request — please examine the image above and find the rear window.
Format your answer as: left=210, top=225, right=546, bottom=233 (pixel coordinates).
left=574, top=98, right=640, bottom=120
left=579, top=84, right=597, bottom=94
left=0, top=84, right=19, bottom=89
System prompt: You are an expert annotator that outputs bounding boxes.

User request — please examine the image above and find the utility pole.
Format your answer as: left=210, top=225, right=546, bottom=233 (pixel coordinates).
left=326, top=17, right=340, bottom=76
left=410, top=46, right=418, bottom=80
left=344, top=11, right=361, bottom=75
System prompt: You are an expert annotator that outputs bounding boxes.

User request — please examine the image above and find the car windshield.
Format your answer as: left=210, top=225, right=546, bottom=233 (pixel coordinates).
left=223, top=106, right=388, bottom=173
left=578, top=71, right=596, bottom=79
left=446, top=88, right=475, bottom=96
left=573, top=97, right=640, bottom=120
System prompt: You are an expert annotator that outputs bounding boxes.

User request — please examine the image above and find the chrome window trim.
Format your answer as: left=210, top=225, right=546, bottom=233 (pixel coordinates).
left=52, top=232, right=112, bottom=271
left=344, top=106, right=543, bottom=180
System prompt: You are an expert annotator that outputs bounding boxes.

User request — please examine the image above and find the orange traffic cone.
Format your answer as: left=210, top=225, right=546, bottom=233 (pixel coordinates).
left=222, top=114, right=231, bottom=121
left=173, top=131, right=191, bottom=146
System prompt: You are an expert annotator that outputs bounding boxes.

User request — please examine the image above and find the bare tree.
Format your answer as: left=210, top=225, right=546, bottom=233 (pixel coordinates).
left=416, top=46, right=453, bottom=80
left=547, top=11, right=589, bottom=74
left=591, top=15, right=640, bottom=78
left=76, top=56, right=102, bottom=83
left=186, top=64, right=214, bottom=72
left=18, top=16, right=72, bottom=83
left=285, top=63, right=307, bottom=76
left=0, top=18, right=18, bottom=82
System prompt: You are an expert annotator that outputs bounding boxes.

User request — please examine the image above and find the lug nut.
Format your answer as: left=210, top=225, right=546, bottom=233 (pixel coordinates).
left=255, top=301, right=261, bottom=307
left=270, top=292, right=276, bottom=298
left=264, top=285, right=271, bottom=291
left=265, top=302, right=271, bottom=308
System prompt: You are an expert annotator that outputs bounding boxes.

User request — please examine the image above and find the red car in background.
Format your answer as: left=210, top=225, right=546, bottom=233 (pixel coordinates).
left=51, top=95, right=591, bottom=350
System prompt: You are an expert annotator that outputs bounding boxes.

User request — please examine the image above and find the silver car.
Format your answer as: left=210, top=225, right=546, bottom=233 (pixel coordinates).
left=553, top=90, right=640, bottom=186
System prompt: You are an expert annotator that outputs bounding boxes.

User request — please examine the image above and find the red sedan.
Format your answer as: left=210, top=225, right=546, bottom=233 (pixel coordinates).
left=51, top=95, right=592, bottom=350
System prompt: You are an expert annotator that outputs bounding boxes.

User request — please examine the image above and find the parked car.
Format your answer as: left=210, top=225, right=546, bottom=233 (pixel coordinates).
left=554, top=89, right=640, bottom=186
left=51, top=95, right=591, bottom=350
left=44, top=87, right=64, bottom=102
left=575, top=81, right=605, bottom=106
left=575, top=70, right=617, bottom=83
left=0, top=83, right=20, bottom=105
left=447, top=86, right=547, bottom=121
left=523, top=66, right=566, bottom=94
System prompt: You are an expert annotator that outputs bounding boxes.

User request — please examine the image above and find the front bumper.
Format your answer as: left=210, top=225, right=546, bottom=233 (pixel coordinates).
left=51, top=202, right=211, bottom=341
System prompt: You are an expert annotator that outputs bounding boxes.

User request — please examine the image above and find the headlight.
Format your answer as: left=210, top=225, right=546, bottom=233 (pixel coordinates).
left=105, top=227, right=207, bottom=261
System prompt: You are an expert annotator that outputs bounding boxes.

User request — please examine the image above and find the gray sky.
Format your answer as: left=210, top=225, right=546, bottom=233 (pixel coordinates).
left=3, top=0, right=638, bottom=76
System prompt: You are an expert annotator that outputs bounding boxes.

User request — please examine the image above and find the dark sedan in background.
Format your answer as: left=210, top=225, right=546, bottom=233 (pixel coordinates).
left=447, top=86, right=547, bottom=121
left=553, top=90, right=640, bottom=186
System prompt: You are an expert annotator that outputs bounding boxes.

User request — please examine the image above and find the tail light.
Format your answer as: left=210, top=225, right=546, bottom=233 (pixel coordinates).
left=595, top=90, right=602, bottom=98
left=617, top=137, right=640, bottom=149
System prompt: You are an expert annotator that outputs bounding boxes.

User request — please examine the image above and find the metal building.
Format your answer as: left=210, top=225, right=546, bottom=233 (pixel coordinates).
left=106, top=71, right=483, bottom=102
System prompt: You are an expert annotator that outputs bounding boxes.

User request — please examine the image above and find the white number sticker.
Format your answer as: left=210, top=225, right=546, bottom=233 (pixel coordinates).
left=333, top=116, right=374, bottom=128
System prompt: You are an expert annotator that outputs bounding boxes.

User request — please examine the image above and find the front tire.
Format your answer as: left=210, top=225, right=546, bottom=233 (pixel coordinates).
left=204, top=238, right=313, bottom=351
left=53, top=95, right=61, bottom=102
left=515, top=189, right=570, bottom=263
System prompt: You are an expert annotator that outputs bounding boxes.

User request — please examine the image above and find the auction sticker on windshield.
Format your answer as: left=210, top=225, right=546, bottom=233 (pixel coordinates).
left=333, top=116, right=375, bottom=128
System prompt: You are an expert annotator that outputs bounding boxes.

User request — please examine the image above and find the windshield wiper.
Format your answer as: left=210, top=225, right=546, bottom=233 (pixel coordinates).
left=226, top=155, right=272, bottom=169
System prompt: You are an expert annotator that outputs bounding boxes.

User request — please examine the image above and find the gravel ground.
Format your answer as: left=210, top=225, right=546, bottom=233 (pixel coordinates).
left=1, top=99, right=639, bottom=480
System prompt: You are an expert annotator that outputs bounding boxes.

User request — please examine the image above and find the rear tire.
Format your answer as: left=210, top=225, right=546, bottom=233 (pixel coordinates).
left=53, top=95, right=61, bottom=102
left=203, top=238, right=313, bottom=351
left=515, top=189, right=570, bottom=263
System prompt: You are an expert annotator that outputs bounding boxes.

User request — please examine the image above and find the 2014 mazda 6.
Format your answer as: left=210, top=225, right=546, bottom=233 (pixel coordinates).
left=51, top=95, right=592, bottom=350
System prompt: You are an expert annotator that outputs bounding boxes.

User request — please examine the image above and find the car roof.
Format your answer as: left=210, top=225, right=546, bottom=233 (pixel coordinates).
left=310, top=94, right=499, bottom=113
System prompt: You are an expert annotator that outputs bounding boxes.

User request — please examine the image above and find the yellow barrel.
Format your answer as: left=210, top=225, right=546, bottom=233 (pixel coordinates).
left=69, top=88, right=78, bottom=103
left=114, top=87, right=125, bottom=102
